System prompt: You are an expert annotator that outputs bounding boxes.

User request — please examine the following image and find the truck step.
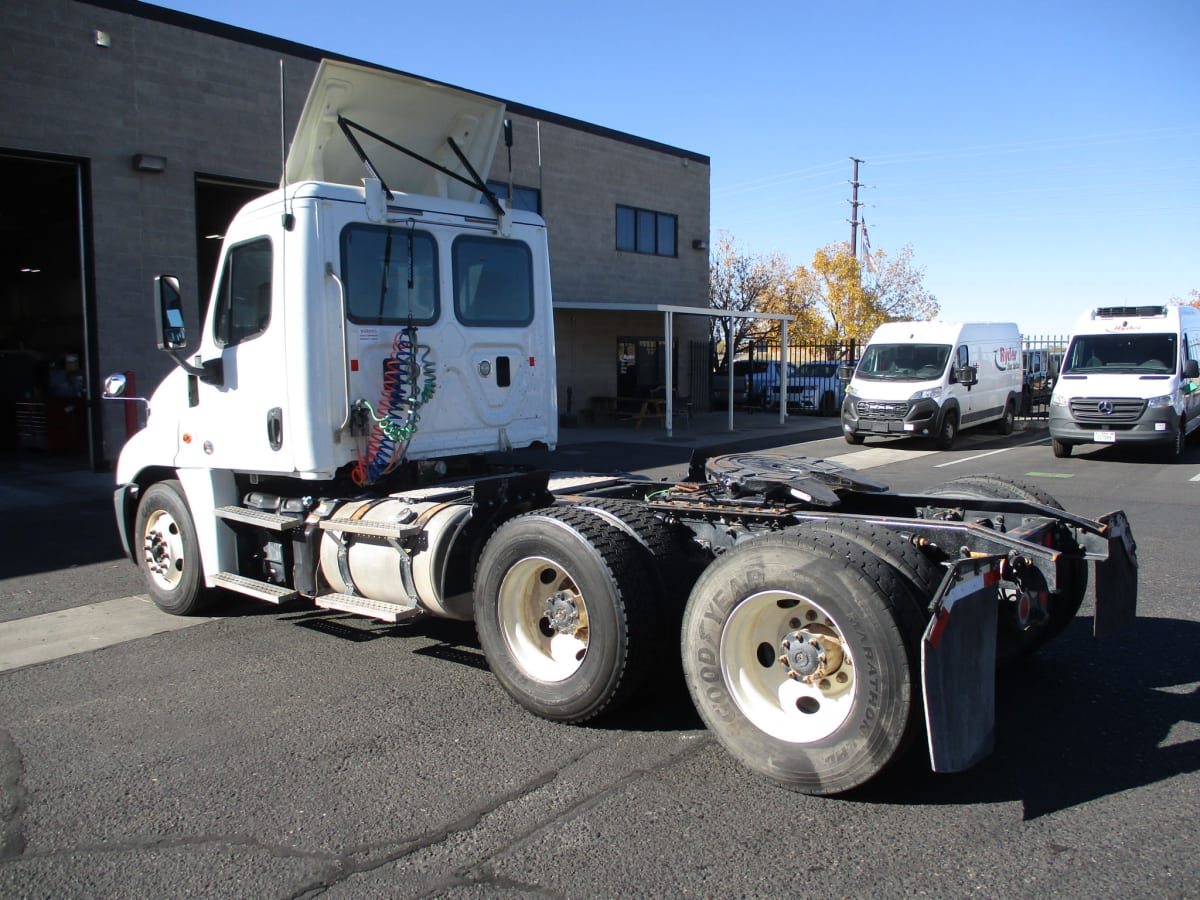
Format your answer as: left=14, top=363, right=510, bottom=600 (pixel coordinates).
left=314, top=593, right=422, bottom=623
left=215, top=505, right=306, bottom=531
left=318, top=517, right=417, bottom=539
left=213, top=572, right=299, bottom=603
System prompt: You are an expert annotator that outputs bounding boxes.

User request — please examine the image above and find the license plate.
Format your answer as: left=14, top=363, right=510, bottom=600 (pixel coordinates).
left=1094, top=430, right=1117, bottom=443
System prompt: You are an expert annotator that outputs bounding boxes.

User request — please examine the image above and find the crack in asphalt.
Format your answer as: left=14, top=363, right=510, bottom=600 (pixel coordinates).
left=0, top=728, right=714, bottom=898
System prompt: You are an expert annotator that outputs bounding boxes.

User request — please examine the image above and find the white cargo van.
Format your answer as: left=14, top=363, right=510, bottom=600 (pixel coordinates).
left=1048, top=305, right=1200, bottom=459
left=840, top=321, right=1023, bottom=448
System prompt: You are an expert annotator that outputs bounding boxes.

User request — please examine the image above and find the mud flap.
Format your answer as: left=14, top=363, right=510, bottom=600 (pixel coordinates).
left=1094, top=510, right=1138, bottom=639
left=921, top=557, right=1003, bottom=773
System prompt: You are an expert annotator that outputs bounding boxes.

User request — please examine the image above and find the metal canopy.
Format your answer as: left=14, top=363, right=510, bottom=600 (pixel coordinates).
left=555, top=302, right=795, bottom=436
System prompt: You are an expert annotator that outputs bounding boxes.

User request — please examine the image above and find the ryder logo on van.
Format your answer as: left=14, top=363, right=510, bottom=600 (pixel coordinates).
left=994, top=346, right=1020, bottom=370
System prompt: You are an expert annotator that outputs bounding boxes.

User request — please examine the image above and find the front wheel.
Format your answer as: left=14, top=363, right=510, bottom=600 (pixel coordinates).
left=135, top=480, right=208, bottom=615
left=934, top=410, right=958, bottom=450
left=1052, top=438, right=1072, bottom=458
left=474, top=507, right=655, bottom=723
left=681, top=533, right=917, bottom=795
left=844, top=430, right=865, bottom=445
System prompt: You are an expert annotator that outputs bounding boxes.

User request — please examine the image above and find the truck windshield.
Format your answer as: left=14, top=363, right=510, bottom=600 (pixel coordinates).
left=855, top=343, right=951, bottom=381
left=1063, top=333, right=1176, bottom=375
left=340, top=224, right=439, bottom=325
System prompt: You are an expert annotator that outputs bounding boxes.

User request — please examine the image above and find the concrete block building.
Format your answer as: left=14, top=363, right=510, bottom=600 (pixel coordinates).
left=0, top=0, right=711, bottom=468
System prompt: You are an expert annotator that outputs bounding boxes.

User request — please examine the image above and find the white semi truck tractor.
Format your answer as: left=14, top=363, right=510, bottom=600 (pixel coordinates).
left=104, top=60, right=1138, bottom=795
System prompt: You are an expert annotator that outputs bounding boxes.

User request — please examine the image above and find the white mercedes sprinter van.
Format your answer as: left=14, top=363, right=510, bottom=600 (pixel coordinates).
left=840, top=321, right=1023, bottom=449
left=1048, top=305, right=1200, bottom=459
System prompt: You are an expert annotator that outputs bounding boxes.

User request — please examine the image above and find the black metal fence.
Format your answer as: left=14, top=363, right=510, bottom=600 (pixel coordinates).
left=711, top=334, right=1070, bottom=419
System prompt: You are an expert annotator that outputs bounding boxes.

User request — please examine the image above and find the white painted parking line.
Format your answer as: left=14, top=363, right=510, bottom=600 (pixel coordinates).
left=933, top=436, right=1049, bottom=468
left=0, top=595, right=217, bottom=673
left=823, top=447, right=938, bottom=470
left=1191, top=472, right=1200, bottom=482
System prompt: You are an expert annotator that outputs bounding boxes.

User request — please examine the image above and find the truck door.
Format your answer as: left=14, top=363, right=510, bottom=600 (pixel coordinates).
left=176, top=236, right=293, bottom=473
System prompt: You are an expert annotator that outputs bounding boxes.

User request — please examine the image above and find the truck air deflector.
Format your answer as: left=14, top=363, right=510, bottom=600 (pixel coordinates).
left=286, top=59, right=505, bottom=202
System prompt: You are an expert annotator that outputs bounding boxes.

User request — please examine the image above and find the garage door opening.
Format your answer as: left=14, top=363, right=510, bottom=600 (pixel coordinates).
left=195, top=175, right=273, bottom=319
left=0, top=154, right=90, bottom=462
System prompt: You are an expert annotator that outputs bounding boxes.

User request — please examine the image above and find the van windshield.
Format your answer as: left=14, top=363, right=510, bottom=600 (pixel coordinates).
left=856, top=343, right=951, bottom=381
left=1063, top=333, right=1176, bottom=375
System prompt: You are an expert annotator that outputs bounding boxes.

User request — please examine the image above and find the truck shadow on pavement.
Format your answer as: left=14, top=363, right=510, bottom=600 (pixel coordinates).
left=859, top=614, right=1200, bottom=818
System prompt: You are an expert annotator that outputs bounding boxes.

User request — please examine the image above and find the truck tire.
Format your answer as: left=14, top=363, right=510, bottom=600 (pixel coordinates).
left=794, top=518, right=942, bottom=618
left=927, top=475, right=1088, bottom=665
left=995, top=398, right=1015, bottom=435
left=1052, top=438, right=1072, bottom=458
left=934, top=409, right=958, bottom=450
left=474, top=507, right=656, bottom=724
left=134, top=479, right=208, bottom=616
left=681, top=532, right=919, bottom=795
left=844, top=431, right=865, bottom=445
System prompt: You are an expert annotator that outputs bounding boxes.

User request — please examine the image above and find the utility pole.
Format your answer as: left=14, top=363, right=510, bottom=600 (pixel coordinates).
left=848, top=157, right=864, bottom=259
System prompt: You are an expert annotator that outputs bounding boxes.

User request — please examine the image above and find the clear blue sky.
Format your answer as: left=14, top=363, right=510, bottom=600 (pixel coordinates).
left=155, top=0, right=1197, bottom=335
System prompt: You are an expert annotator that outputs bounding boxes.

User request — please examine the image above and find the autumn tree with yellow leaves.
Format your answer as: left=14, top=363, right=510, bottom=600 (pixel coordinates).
left=714, top=238, right=940, bottom=350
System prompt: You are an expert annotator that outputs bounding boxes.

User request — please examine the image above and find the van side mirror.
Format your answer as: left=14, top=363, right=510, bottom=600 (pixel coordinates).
left=155, top=275, right=187, bottom=351
left=836, top=364, right=855, bottom=382
left=1185, top=359, right=1199, bottom=380
left=955, top=364, right=978, bottom=386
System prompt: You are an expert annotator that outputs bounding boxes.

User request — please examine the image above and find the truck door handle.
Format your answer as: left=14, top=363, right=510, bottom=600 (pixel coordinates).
left=267, top=407, right=283, bottom=451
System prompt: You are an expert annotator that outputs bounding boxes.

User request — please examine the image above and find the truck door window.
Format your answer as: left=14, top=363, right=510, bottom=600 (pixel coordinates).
left=340, top=224, right=439, bottom=324
left=214, top=238, right=273, bottom=348
left=452, top=236, right=534, bottom=327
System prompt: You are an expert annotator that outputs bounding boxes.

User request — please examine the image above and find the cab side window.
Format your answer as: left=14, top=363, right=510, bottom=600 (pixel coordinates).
left=214, top=238, right=273, bottom=348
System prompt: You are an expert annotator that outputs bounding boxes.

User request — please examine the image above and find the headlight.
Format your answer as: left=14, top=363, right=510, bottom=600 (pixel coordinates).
left=845, top=384, right=859, bottom=398
left=910, top=387, right=942, bottom=402
left=1049, top=393, right=1068, bottom=407
left=1146, top=393, right=1175, bottom=408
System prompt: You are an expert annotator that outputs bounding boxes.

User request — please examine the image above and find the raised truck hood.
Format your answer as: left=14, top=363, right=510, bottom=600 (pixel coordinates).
left=285, top=59, right=505, bottom=202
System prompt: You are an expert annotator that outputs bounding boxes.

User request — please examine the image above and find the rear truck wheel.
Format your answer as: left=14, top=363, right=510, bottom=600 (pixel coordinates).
left=928, top=474, right=1088, bottom=666
left=995, top=399, right=1015, bottom=435
left=934, top=410, right=958, bottom=450
left=1052, top=438, right=1072, bottom=458
left=474, top=507, right=656, bottom=724
left=135, top=479, right=208, bottom=615
left=681, top=532, right=920, bottom=795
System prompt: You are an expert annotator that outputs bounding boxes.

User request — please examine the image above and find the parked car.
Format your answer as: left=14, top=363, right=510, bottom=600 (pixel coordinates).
left=772, top=361, right=848, bottom=416
left=712, top=359, right=793, bottom=409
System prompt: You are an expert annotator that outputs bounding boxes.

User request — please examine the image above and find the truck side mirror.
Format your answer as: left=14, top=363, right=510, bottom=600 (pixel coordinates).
left=955, top=364, right=978, bottom=386
left=155, top=275, right=187, bottom=351
left=836, top=365, right=854, bottom=382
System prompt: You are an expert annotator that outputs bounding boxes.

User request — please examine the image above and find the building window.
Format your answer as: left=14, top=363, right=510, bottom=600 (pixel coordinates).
left=616, top=205, right=677, bottom=257
left=485, top=180, right=541, bottom=214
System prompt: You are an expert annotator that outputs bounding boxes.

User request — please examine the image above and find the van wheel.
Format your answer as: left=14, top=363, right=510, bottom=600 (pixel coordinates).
left=995, top=399, right=1015, bottom=435
left=934, top=411, right=958, bottom=450
left=818, top=390, right=837, bottom=417
left=1052, top=438, right=1072, bottom=458
left=844, top=431, right=865, bottom=445
left=1163, top=419, right=1185, bottom=461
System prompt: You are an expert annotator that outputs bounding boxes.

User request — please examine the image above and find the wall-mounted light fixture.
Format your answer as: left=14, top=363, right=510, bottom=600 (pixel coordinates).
left=132, top=154, right=166, bottom=173
left=692, top=239, right=708, bottom=251
left=95, top=30, right=111, bottom=48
